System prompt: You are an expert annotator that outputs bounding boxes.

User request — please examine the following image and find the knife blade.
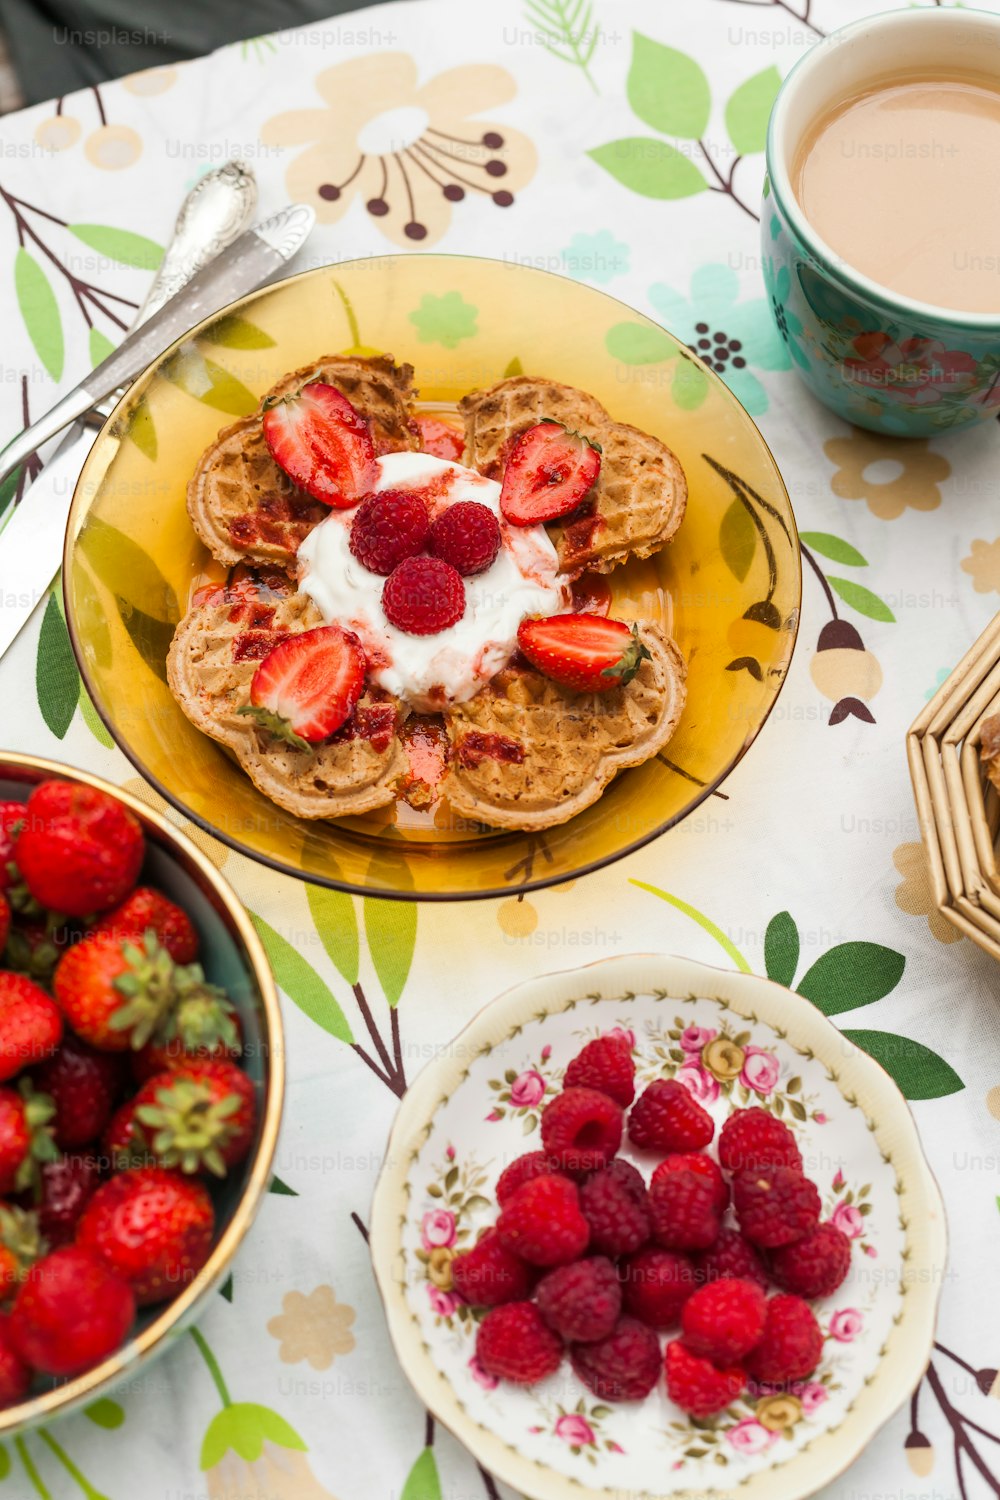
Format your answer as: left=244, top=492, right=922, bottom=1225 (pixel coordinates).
left=0, top=201, right=315, bottom=664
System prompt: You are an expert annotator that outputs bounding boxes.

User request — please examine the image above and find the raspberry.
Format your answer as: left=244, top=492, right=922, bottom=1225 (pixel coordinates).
left=771, top=1221, right=851, bottom=1298
left=540, top=1087, right=623, bottom=1174
left=665, top=1340, right=745, bottom=1418
left=382, top=556, right=465, bottom=635
left=496, top=1174, right=589, bottom=1266
left=652, top=1152, right=728, bottom=1212
left=476, top=1301, right=562, bottom=1384
left=349, top=489, right=429, bottom=575
left=628, top=1079, right=713, bottom=1153
left=621, top=1247, right=696, bottom=1328
left=579, top=1159, right=650, bottom=1257
left=496, top=1151, right=557, bottom=1206
left=680, top=1277, right=767, bottom=1362
left=747, top=1295, right=823, bottom=1383
left=696, top=1227, right=769, bottom=1288
left=536, top=1256, right=621, bottom=1342
left=563, top=1034, right=635, bottom=1107
left=718, top=1107, right=803, bottom=1174
left=734, top=1166, right=821, bottom=1248
left=429, top=501, right=501, bottom=576
left=570, top=1316, right=661, bottom=1402
left=451, top=1229, right=533, bottom=1307
left=648, top=1166, right=722, bottom=1251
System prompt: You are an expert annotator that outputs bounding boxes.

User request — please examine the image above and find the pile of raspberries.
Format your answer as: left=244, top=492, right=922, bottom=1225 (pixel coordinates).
left=451, top=1033, right=852, bottom=1418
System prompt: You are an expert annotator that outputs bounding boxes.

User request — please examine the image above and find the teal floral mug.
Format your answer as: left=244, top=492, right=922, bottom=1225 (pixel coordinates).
left=763, top=8, right=1000, bottom=436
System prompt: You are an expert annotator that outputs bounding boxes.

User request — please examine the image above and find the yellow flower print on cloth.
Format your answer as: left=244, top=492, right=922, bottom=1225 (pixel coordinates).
left=893, top=843, right=962, bottom=945
left=260, top=54, right=537, bottom=246
left=961, top=538, right=1000, bottom=595
left=823, top=431, right=950, bottom=521
left=267, top=1285, right=357, bottom=1369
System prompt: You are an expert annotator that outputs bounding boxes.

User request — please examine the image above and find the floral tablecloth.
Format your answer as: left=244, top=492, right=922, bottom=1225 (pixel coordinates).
left=1, top=0, right=999, bottom=1495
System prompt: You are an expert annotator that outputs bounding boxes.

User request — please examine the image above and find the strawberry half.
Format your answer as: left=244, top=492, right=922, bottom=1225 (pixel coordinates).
left=517, top=614, right=651, bottom=694
left=500, top=420, right=601, bottom=527
left=261, top=381, right=377, bottom=508
left=237, top=625, right=366, bottom=749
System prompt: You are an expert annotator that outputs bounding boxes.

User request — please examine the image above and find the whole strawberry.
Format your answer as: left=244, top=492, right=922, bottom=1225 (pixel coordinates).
left=130, top=995, right=241, bottom=1084
left=78, top=1168, right=215, bottom=1306
left=0, top=1315, right=30, bottom=1407
left=14, top=781, right=144, bottom=918
left=129, top=1058, right=256, bottom=1177
left=0, top=973, right=62, bottom=1079
left=9, top=1245, right=135, bottom=1375
left=31, top=1035, right=127, bottom=1150
left=0, top=804, right=24, bottom=893
left=91, top=887, right=199, bottom=964
left=0, top=1082, right=58, bottom=1195
left=53, top=932, right=229, bottom=1053
left=24, top=1153, right=101, bottom=1246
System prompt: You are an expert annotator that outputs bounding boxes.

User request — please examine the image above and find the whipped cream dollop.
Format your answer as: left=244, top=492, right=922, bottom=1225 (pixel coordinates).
left=297, top=451, right=570, bottom=712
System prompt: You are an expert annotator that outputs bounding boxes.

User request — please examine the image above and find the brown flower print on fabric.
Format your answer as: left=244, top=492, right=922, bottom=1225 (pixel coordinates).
left=824, top=431, right=950, bottom=520
left=961, top=538, right=1000, bottom=595
left=260, top=54, right=537, bottom=247
left=893, top=843, right=962, bottom=945
left=267, top=1285, right=357, bottom=1369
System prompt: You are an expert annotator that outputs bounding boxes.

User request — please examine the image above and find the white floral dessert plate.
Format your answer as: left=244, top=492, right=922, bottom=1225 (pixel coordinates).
left=369, top=954, right=946, bottom=1500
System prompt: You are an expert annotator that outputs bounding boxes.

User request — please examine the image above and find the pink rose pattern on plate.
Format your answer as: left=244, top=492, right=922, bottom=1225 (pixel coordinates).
left=485, top=1044, right=557, bottom=1131
left=636, top=1014, right=824, bottom=1126
left=530, top=1400, right=623, bottom=1465
left=414, top=1145, right=492, bottom=1331
left=406, top=996, right=900, bottom=1488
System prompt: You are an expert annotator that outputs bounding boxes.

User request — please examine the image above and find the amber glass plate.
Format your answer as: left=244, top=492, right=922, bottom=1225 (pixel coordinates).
left=64, top=255, right=800, bottom=900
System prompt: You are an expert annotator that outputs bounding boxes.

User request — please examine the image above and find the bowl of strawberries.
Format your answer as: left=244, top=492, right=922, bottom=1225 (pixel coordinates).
left=0, top=753, right=282, bottom=1431
left=370, top=953, right=945, bottom=1500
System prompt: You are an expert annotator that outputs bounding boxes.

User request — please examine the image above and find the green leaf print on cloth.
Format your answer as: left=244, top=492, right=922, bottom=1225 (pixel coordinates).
left=15, top=248, right=63, bottom=381
left=607, top=264, right=789, bottom=415
left=67, top=223, right=163, bottom=270
left=36, top=593, right=79, bottom=739
left=589, top=34, right=777, bottom=219
left=725, top=66, right=782, bottom=155
left=250, top=913, right=355, bottom=1044
left=626, top=36, right=710, bottom=138
left=841, top=1031, right=964, bottom=1100
left=400, top=1447, right=442, bottom=1500
left=409, top=292, right=478, bottom=349
left=587, top=139, right=708, bottom=200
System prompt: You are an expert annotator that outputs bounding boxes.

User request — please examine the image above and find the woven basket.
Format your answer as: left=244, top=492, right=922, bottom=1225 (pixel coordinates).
left=908, top=612, right=1000, bottom=957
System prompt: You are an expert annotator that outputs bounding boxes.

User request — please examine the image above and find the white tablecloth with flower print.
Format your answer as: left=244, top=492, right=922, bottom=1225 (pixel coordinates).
left=2, top=0, right=1000, bottom=1495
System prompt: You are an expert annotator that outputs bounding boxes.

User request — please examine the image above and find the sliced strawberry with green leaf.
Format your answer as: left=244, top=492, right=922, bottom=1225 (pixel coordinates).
left=262, top=382, right=377, bottom=508
left=517, top=613, right=651, bottom=694
left=237, top=626, right=366, bottom=749
left=500, top=420, right=602, bottom=527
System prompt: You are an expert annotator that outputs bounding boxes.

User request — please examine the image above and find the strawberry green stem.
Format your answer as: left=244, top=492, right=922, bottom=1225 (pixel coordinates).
left=15, top=1438, right=51, bottom=1500
left=629, top=880, right=752, bottom=973
left=189, top=1326, right=232, bottom=1408
left=37, top=1431, right=109, bottom=1500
